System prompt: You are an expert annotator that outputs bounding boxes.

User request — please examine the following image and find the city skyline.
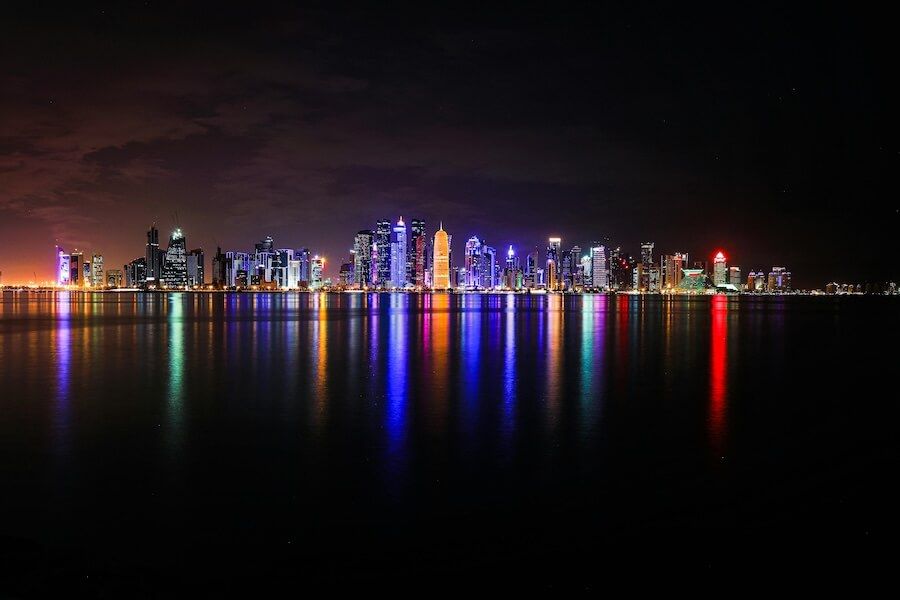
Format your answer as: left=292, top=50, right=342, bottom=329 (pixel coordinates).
left=1, top=5, right=896, bottom=288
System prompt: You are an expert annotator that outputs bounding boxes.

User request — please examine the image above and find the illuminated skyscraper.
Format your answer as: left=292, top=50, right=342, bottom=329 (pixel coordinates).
left=409, top=219, right=426, bottom=287
left=546, top=237, right=561, bottom=291
left=311, top=255, right=325, bottom=289
left=69, top=251, right=82, bottom=286
left=126, top=257, right=146, bottom=287
left=482, top=244, right=497, bottom=288
left=713, top=251, right=727, bottom=286
left=390, top=217, right=407, bottom=289
left=82, top=261, right=91, bottom=287
left=640, top=242, right=654, bottom=267
left=56, top=247, right=70, bottom=286
left=296, top=248, right=311, bottom=284
left=375, top=220, right=391, bottom=288
left=464, top=236, right=483, bottom=289
left=353, top=230, right=374, bottom=288
left=161, top=229, right=188, bottom=288
left=91, top=254, right=104, bottom=287
left=187, top=248, right=205, bottom=287
left=590, top=245, right=607, bottom=290
left=728, top=266, right=741, bottom=287
left=432, top=223, right=450, bottom=290
left=146, top=225, right=161, bottom=284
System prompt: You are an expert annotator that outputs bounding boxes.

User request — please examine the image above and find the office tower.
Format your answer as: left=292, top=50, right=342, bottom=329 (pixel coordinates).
left=90, top=254, right=104, bottom=287
left=713, top=251, right=727, bottom=286
left=590, top=245, right=607, bottom=290
left=768, top=267, right=791, bottom=292
left=728, top=266, right=741, bottom=287
left=375, top=220, right=391, bottom=288
left=338, top=261, right=354, bottom=288
left=409, top=219, right=426, bottom=287
left=310, top=255, right=325, bottom=289
left=464, top=236, right=483, bottom=289
left=580, top=255, right=592, bottom=288
left=503, top=245, right=522, bottom=290
left=647, top=266, right=661, bottom=292
left=106, top=270, right=123, bottom=288
left=270, top=249, right=291, bottom=288
left=295, top=248, right=311, bottom=285
left=146, top=225, right=161, bottom=284
left=524, top=251, right=538, bottom=288
left=226, top=251, right=250, bottom=288
left=432, top=223, right=451, bottom=290
left=160, top=229, right=188, bottom=288
left=662, top=252, right=688, bottom=289
left=68, top=251, right=82, bottom=285
left=390, top=217, right=407, bottom=289
left=546, top=237, right=561, bottom=290
left=126, top=257, right=146, bottom=288
left=211, top=247, right=226, bottom=288
left=354, top=230, right=374, bottom=288
left=640, top=242, right=654, bottom=267
left=56, top=247, right=70, bottom=286
left=187, top=248, right=205, bottom=287
left=82, top=261, right=91, bottom=287
left=482, top=244, right=497, bottom=289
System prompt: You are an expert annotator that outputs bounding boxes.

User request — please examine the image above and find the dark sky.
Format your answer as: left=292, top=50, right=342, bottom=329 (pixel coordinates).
left=1, top=2, right=896, bottom=287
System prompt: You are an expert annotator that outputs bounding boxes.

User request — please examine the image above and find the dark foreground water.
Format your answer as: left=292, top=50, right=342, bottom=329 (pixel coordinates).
left=1, top=291, right=898, bottom=593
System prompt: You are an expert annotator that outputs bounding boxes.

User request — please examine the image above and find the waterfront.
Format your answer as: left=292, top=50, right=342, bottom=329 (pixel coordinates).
left=1, top=291, right=898, bottom=591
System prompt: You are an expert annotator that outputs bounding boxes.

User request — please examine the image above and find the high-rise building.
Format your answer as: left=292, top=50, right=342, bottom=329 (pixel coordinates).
left=580, top=255, right=592, bottom=288
left=296, top=248, right=311, bottom=285
left=640, top=242, right=654, bottom=267
left=546, top=237, right=561, bottom=291
left=211, top=247, right=226, bottom=288
left=713, top=251, right=727, bottom=286
left=226, top=252, right=251, bottom=288
left=390, top=217, right=407, bottom=289
left=146, top=225, right=161, bottom=284
left=339, top=261, right=354, bottom=288
left=432, top=223, right=451, bottom=290
left=106, top=270, right=123, bottom=288
left=524, top=251, right=538, bottom=288
left=409, top=219, right=426, bottom=288
left=482, top=244, right=497, bottom=289
left=255, top=236, right=275, bottom=254
left=728, top=266, right=742, bottom=287
left=56, top=247, right=70, bottom=286
left=353, top=230, right=374, bottom=288
left=662, top=252, right=688, bottom=289
left=187, top=248, right=205, bottom=287
left=70, top=251, right=82, bottom=286
left=125, top=257, right=146, bottom=287
left=90, top=254, right=104, bottom=287
left=464, top=236, right=483, bottom=289
left=590, top=245, right=607, bottom=290
left=82, top=261, right=91, bottom=287
left=767, top=267, right=791, bottom=292
left=375, top=220, right=391, bottom=288
left=503, top=245, right=522, bottom=290
left=160, top=229, right=188, bottom=288
left=310, top=255, right=325, bottom=289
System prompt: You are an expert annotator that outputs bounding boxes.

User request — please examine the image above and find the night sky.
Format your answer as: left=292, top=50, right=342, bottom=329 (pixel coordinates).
left=1, top=2, right=895, bottom=287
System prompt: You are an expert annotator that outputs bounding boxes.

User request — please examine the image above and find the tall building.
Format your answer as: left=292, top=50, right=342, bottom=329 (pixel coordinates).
left=353, top=230, right=374, bottom=288
left=409, top=219, right=426, bottom=288
left=310, top=255, right=325, bottom=289
left=546, top=237, right=561, bottom=291
left=464, top=236, right=483, bottom=289
left=161, top=229, right=188, bottom=288
left=255, top=236, right=275, bottom=253
left=106, top=270, right=123, bottom=288
left=56, top=247, right=70, bottom=286
left=125, top=257, right=146, bottom=287
left=187, top=248, right=205, bottom=287
left=226, top=251, right=251, bottom=288
left=296, top=248, right=311, bottom=285
left=375, top=220, right=391, bottom=288
left=482, top=244, right=497, bottom=288
left=728, top=266, right=742, bottom=287
left=713, top=251, right=727, bottom=286
left=640, top=242, right=654, bottom=267
left=504, top=245, right=522, bottom=290
left=82, top=261, right=91, bottom=287
left=590, top=245, right=607, bottom=290
left=390, top=217, right=407, bottom=289
left=211, top=247, right=226, bottom=288
left=662, top=252, right=688, bottom=289
left=70, top=251, right=83, bottom=286
left=432, top=223, right=451, bottom=290
left=146, top=225, right=161, bottom=284
left=90, top=254, right=104, bottom=287
left=524, top=251, right=538, bottom=288
left=767, top=267, right=791, bottom=292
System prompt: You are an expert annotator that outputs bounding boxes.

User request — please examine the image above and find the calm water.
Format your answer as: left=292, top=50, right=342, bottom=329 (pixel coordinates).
left=1, top=291, right=898, bottom=591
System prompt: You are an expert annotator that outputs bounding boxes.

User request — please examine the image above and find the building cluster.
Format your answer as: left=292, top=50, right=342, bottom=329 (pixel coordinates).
left=53, top=219, right=801, bottom=294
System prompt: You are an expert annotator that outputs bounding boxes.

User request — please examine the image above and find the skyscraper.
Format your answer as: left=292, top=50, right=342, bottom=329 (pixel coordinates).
left=69, top=251, right=82, bottom=286
left=432, top=223, right=450, bottom=290
left=409, top=219, right=426, bottom=288
left=91, top=254, right=104, bottom=287
left=546, top=237, right=561, bottom=291
left=464, top=236, right=483, bottom=289
left=187, top=248, right=205, bottom=287
left=713, top=251, right=727, bottom=286
left=590, top=245, right=607, bottom=290
left=728, top=266, right=742, bottom=287
left=310, top=255, right=325, bottom=289
left=146, top=225, right=161, bottom=284
left=126, top=257, right=146, bottom=287
left=161, top=229, right=188, bottom=288
left=640, top=242, right=654, bottom=267
left=482, top=244, right=497, bottom=288
left=56, top=247, right=70, bottom=286
left=390, top=217, right=407, bottom=289
left=353, top=230, right=374, bottom=288
left=375, top=219, right=391, bottom=288
left=211, top=247, right=226, bottom=288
